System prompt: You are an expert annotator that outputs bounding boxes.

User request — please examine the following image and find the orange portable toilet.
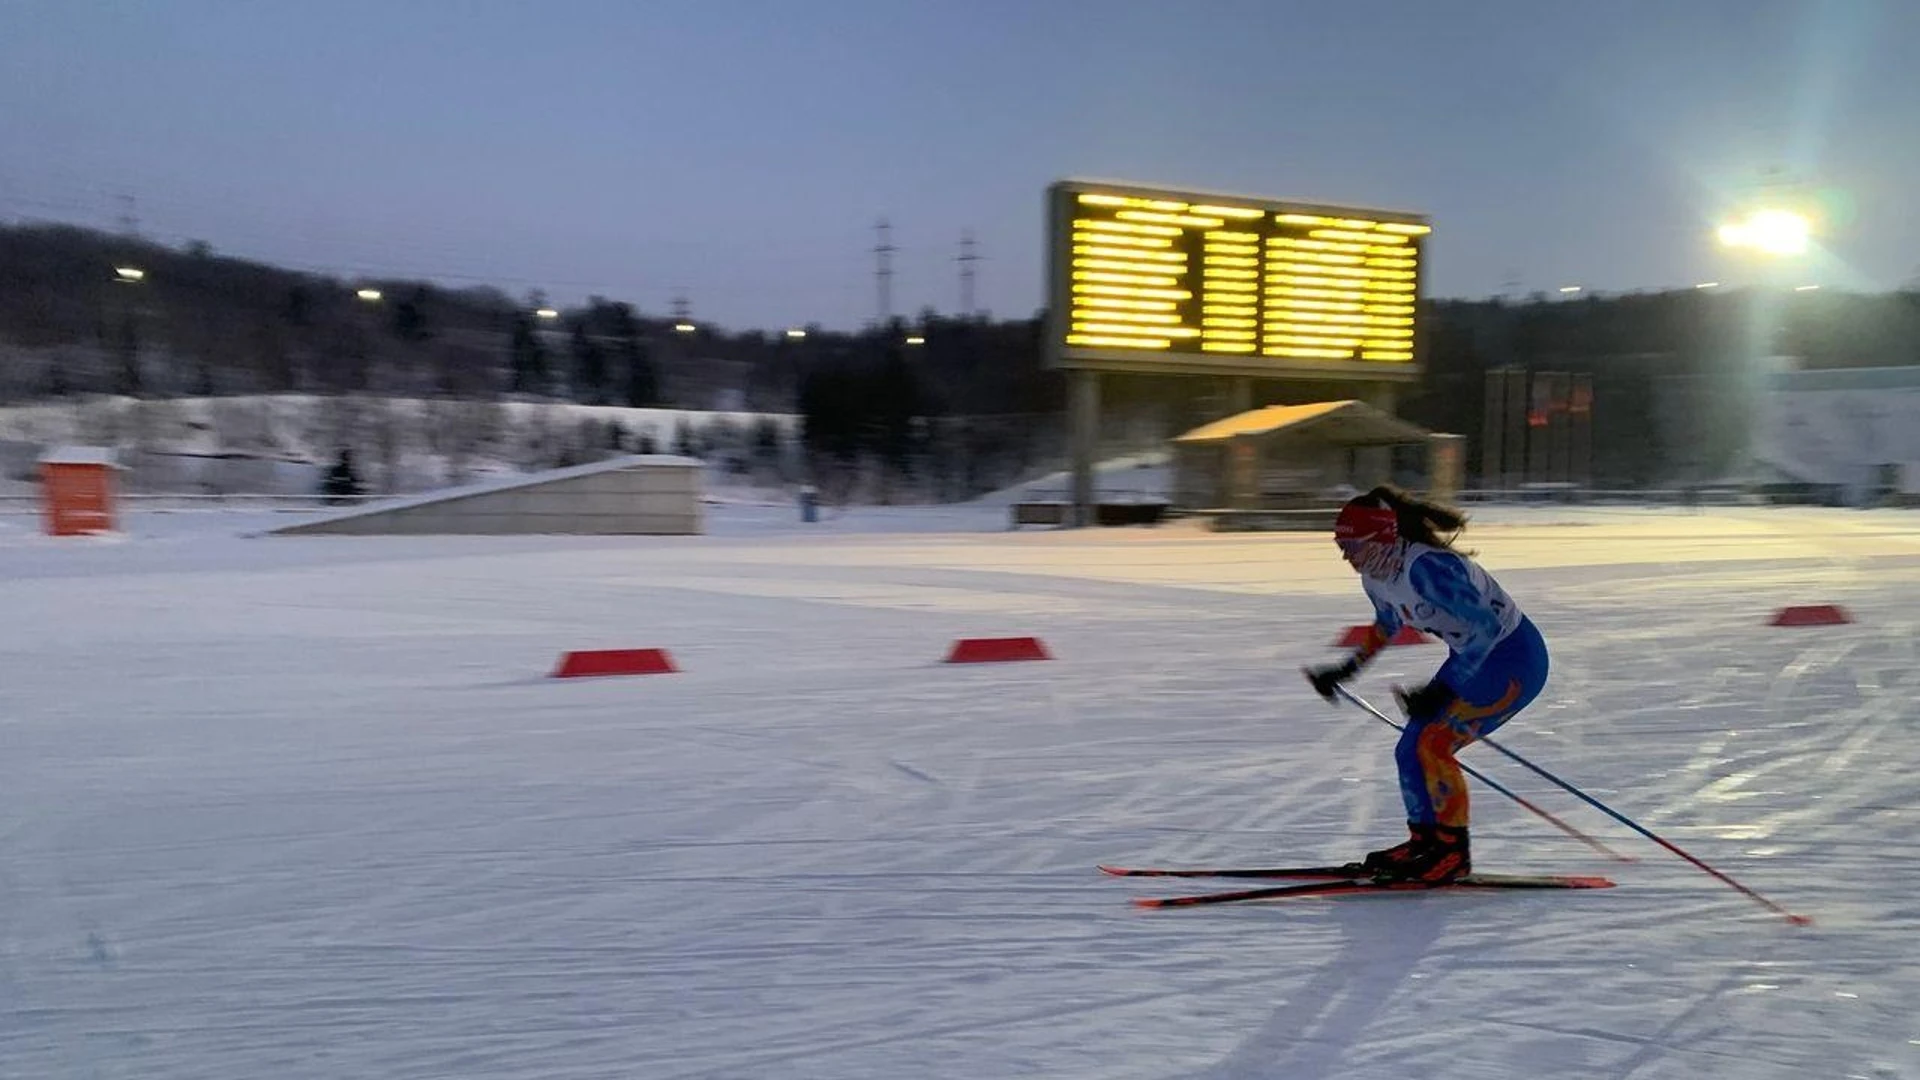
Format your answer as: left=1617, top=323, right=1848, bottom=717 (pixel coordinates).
left=39, top=446, right=120, bottom=536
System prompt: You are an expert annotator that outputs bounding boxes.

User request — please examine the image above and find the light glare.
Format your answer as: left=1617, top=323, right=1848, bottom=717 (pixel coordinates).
left=1717, top=209, right=1812, bottom=256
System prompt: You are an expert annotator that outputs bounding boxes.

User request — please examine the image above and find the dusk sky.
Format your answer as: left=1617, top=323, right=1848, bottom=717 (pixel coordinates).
left=3, top=0, right=1914, bottom=330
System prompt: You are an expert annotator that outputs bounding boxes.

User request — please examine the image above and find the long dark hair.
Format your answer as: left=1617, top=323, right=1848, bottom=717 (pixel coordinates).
left=1348, top=484, right=1471, bottom=552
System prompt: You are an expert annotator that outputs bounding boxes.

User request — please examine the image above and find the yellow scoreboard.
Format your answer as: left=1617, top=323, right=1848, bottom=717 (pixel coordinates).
left=1045, top=179, right=1430, bottom=379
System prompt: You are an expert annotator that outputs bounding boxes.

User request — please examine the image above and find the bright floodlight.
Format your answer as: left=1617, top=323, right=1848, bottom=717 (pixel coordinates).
left=357, top=288, right=383, bottom=302
left=785, top=328, right=806, bottom=339
left=114, top=266, right=145, bottom=282
left=1557, top=285, right=1581, bottom=295
left=674, top=322, right=696, bottom=333
left=536, top=307, right=560, bottom=319
left=1717, top=209, right=1811, bottom=256
left=905, top=335, right=926, bottom=346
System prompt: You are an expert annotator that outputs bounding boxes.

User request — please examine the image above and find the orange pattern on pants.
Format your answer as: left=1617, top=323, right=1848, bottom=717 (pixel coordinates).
left=1402, top=680, right=1523, bottom=828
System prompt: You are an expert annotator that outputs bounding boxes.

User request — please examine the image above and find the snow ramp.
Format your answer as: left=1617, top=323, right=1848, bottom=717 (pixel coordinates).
left=268, top=454, right=703, bottom=536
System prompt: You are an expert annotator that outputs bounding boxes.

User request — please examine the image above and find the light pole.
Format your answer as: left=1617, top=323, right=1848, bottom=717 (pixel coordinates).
left=1714, top=205, right=1815, bottom=356
left=111, top=266, right=147, bottom=395
left=1714, top=206, right=1816, bottom=488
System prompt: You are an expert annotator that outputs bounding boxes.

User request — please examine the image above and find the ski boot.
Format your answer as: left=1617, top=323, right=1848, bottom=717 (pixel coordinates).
left=1392, top=825, right=1472, bottom=883
left=1362, top=821, right=1437, bottom=878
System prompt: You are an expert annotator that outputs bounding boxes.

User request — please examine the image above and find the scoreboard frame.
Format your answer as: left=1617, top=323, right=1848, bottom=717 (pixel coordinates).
left=1045, top=178, right=1430, bottom=383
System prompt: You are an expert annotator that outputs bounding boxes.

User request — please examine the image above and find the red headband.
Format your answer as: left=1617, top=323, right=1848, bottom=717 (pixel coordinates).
left=1334, top=503, right=1399, bottom=545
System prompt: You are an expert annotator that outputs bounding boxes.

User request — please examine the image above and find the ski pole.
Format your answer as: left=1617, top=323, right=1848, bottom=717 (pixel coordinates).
left=1335, top=684, right=1812, bottom=926
left=1326, top=683, right=1635, bottom=864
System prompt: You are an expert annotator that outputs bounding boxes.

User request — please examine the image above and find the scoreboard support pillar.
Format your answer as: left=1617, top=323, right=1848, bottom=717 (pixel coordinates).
left=1069, top=369, right=1101, bottom=527
left=1228, top=376, right=1253, bottom=416
left=1355, top=383, right=1399, bottom=487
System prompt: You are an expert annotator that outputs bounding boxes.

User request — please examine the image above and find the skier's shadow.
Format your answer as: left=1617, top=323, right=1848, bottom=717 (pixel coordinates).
left=1178, top=893, right=1453, bottom=1080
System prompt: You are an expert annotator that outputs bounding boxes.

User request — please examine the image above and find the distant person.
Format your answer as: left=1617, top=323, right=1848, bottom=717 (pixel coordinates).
left=1303, top=485, right=1549, bottom=883
left=321, top=448, right=363, bottom=505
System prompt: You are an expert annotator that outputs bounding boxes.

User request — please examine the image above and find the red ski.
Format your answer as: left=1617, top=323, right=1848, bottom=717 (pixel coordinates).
left=1132, top=873, right=1616, bottom=910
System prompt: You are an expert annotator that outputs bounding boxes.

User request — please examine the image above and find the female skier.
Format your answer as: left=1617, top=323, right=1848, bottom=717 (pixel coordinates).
left=1304, top=485, right=1549, bottom=883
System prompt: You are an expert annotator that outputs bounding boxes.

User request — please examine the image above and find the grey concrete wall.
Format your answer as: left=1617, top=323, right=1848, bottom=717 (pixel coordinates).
left=274, top=457, right=703, bottom=536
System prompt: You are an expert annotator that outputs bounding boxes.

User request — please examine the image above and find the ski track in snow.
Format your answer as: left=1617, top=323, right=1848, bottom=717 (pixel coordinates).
left=1, top=506, right=1918, bottom=1079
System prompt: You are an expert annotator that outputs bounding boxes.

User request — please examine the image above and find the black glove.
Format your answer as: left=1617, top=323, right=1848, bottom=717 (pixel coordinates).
left=1304, top=657, right=1360, bottom=702
left=1394, top=679, right=1457, bottom=720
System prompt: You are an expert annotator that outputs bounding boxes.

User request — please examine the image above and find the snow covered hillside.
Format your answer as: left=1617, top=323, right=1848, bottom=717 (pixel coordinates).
left=0, top=395, right=802, bottom=499
left=3, top=504, right=1918, bottom=1078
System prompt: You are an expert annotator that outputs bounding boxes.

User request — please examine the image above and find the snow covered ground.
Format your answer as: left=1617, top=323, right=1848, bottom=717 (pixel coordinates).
left=4, top=503, right=1919, bottom=1079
